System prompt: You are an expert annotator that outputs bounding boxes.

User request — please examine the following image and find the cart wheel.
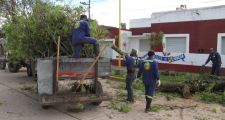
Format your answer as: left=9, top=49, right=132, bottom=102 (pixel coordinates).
left=42, top=105, right=51, bottom=109
left=0, top=61, right=6, bottom=70
left=8, top=63, right=20, bottom=73
left=26, top=65, right=32, bottom=77
left=91, top=81, right=103, bottom=106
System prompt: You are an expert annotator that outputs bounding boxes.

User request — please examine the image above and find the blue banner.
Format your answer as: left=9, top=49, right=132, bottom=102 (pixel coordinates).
left=154, top=54, right=185, bottom=63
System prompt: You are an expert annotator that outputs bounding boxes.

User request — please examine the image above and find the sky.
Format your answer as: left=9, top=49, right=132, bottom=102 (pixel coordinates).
left=86, top=0, right=225, bottom=28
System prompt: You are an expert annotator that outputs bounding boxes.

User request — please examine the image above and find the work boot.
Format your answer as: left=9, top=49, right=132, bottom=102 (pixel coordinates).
left=94, top=43, right=99, bottom=57
left=145, top=98, right=152, bottom=113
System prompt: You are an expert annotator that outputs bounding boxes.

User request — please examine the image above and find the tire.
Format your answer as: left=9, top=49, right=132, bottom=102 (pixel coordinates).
left=0, top=61, right=6, bottom=70
left=41, top=105, right=51, bottom=109
left=8, top=63, right=20, bottom=73
left=27, top=65, right=32, bottom=77
left=91, top=81, right=103, bottom=106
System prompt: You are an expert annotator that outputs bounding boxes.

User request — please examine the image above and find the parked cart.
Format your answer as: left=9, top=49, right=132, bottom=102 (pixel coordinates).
left=37, top=57, right=112, bottom=108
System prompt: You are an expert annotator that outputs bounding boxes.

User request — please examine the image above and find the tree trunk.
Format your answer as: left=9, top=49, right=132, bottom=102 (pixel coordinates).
left=157, top=83, right=192, bottom=98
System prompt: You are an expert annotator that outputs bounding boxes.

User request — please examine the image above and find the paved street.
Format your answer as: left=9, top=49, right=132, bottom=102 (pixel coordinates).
left=0, top=68, right=225, bottom=120
left=0, top=69, right=114, bottom=120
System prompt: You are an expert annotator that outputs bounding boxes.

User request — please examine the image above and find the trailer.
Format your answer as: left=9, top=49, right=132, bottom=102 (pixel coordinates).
left=0, top=38, right=6, bottom=70
left=37, top=57, right=112, bottom=108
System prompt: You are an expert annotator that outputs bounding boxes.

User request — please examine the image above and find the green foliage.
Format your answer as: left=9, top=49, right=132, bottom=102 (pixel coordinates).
left=0, top=101, right=3, bottom=106
left=109, top=101, right=131, bottom=113
left=2, top=0, right=108, bottom=62
left=81, top=20, right=108, bottom=57
left=3, top=1, right=76, bottom=62
left=160, top=72, right=189, bottom=83
left=145, top=31, right=164, bottom=47
left=90, top=20, right=108, bottom=40
left=151, top=105, right=162, bottom=112
left=211, top=108, right=217, bottom=113
left=110, top=70, right=225, bottom=105
left=107, top=87, right=132, bottom=113
left=194, top=116, right=209, bottom=120
left=132, top=80, right=145, bottom=93
left=193, top=91, right=225, bottom=105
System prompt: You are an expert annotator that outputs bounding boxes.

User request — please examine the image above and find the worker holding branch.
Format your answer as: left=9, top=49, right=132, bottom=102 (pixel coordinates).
left=203, top=48, right=222, bottom=76
left=124, top=49, right=139, bottom=102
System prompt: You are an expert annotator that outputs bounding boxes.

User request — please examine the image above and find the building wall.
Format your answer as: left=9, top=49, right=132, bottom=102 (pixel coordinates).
left=130, top=27, right=151, bottom=35
left=129, top=18, right=151, bottom=28
left=112, top=5, right=225, bottom=75
left=151, top=19, right=225, bottom=53
left=151, top=5, right=225, bottom=24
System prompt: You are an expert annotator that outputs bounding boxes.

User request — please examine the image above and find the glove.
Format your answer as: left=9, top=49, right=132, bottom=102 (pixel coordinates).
left=157, top=80, right=161, bottom=87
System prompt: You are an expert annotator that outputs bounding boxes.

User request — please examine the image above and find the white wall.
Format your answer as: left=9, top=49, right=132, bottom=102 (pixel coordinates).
left=129, top=5, right=225, bottom=28
left=137, top=51, right=225, bottom=68
left=129, top=18, right=151, bottom=28
left=113, top=32, right=225, bottom=68
left=151, top=5, right=225, bottom=24
left=111, top=30, right=133, bottom=59
left=121, top=30, right=132, bottom=52
left=126, top=5, right=225, bottom=68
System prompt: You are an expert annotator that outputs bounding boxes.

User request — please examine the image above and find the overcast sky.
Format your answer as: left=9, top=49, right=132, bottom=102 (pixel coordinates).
left=57, top=0, right=225, bottom=28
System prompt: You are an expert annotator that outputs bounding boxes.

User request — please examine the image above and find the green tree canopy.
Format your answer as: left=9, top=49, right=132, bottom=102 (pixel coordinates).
left=2, top=0, right=107, bottom=62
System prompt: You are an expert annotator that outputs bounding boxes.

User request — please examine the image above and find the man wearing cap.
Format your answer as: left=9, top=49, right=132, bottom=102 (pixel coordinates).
left=124, top=49, right=138, bottom=102
left=72, top=15, right=99, bottom=58
left=203, top=48, right=222, bottom=76
left=137, top=50, right=160, bottom=113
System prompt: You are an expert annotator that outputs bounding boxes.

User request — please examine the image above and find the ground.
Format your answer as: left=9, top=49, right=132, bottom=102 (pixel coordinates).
left=0, top=69, right=224, bottom=120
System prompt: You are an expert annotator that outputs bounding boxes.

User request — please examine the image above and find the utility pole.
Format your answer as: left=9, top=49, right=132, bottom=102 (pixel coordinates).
left=118, top=0, right=121, bottom=68
left=80, top=0, right=91, bottom=20
left=88, top=0, right=90, bottom=20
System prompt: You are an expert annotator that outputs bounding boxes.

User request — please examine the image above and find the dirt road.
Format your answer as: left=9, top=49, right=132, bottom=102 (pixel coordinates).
left=0, top=69, right=224, bottom=120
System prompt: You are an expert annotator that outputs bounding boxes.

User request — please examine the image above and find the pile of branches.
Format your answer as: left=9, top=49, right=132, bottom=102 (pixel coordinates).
left=158, top=74, right=225, bottom=98
left=1, top=0, right=107, bottom=63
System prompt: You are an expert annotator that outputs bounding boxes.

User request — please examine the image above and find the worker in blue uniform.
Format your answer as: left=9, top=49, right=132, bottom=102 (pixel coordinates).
left=137, top=50, right=160, bottom=113
left=72, top=15, right=99, bottom=58
left=203, top=48, right=222, bottom=76
left=124, top=49, right=138, bottom=102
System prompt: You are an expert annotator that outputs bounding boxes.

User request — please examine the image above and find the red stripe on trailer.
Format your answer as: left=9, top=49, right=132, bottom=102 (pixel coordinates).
left=58, top=72, right=95, bottom=77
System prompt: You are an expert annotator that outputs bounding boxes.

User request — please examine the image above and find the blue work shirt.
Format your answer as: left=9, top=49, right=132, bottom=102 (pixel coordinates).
left=205, top=52, right=222, bottom=66
left=137, top=57, right=160, bottom=85
left=125, top=56, right=136, bottom=73
left=72, top=20, right=90, bottom=45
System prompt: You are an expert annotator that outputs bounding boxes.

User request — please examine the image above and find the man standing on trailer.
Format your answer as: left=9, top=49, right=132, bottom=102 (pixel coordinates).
left=203, top=48, right=222, bottom=76
left=72, top=15, right=99, bottom=58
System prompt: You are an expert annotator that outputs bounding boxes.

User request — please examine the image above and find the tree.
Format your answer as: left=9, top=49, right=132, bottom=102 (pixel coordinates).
left=81, top=20, right=108, bottom=57
left=145, top=31, right=164, bottom=48
left=2, top=0, right=108, bottom=63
